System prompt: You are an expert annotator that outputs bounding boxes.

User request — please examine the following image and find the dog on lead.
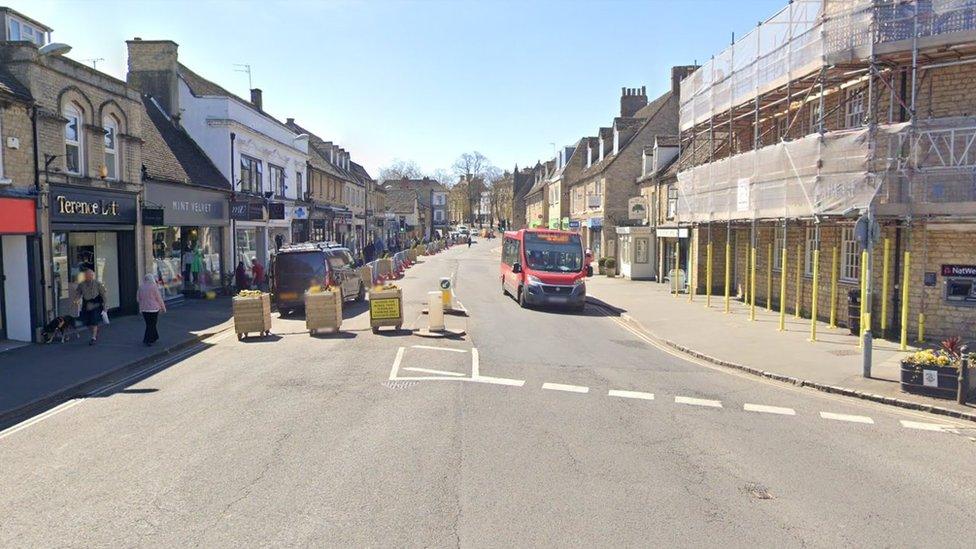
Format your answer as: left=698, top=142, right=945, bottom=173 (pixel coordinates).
left=41, top=315, right=79, bottom=343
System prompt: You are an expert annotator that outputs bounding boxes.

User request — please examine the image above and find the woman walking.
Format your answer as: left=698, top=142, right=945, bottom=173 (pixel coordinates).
left=235, top=261, right=249, bottom=291
left=75, top=268, right=108, bottom=345
left=137, top=273, right=167, bottom=346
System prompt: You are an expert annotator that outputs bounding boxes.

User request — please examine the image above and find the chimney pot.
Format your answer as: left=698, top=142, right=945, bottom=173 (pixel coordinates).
left=286, top=117, right=294, bottom=124
left=250, top=88, right=263, bottom=111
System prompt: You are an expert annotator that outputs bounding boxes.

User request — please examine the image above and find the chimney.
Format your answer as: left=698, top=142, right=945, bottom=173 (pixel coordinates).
left=126, top=38, right=181, bottom=119
left=250, top=88, right=263, bottom=110
left=672, top=65, right=698, bottom=97
left=286, top=117, right=294, bottom=125
left=620, top=85, right=648, bottom=117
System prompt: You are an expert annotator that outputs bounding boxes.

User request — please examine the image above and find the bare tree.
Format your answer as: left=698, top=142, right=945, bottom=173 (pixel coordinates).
left=378, top=159, right=423, bottom=182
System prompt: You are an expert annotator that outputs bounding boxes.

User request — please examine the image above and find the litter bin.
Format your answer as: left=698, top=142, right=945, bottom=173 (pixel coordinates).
left=847, top=288, right=861, bottom=335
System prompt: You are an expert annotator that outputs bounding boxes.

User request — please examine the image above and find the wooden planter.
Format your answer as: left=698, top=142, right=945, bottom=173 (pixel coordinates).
left=900, top=360, right=959, bottom=399
left=305, top=290, right=342, bottom=335
left=233, top=293, right=272, bottom=340
left=369, top=287, right=403, bottom=333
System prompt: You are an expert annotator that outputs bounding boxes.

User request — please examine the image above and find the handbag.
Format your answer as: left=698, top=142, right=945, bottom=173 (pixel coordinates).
left=101, top=310, right=110, bottom=325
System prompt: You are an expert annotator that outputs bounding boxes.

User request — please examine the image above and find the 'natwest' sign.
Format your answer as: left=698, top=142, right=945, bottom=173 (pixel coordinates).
left=942, top=264, right=976, bottom=278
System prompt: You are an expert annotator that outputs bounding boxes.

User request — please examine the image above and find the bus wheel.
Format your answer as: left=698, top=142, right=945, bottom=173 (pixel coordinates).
left=502, top=280, right=508, bottom=297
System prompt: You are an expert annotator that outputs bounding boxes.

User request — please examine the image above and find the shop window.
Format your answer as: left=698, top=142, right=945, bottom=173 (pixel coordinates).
left=51, top=231, right=121, bottom=316
left=64, top=105, right=83, bottom=175
left=240, top=155, right=262, bottom=194
left=841, top=226, right=860, bottom=282
left=103, top=116, right=119, bottom=180
left=803, top=226, right=819, bottom=277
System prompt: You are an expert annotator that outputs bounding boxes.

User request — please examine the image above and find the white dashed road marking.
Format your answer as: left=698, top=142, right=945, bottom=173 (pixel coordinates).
left=820, top=411, right=875, bottom=424
left=744, top=403, right=796, bottom=416
left=542, top=383, right=589, bottom=394
left=471, top=375, right=525, bottom=387
left=403, top=367, right=466, bottom=377
left=411, top=345, right=468, bottom=353
left=674, top=396, right=722, bottom=408
left=608, top=389, right=655, bottom=401
left=900, top=420, right=957, bottom=432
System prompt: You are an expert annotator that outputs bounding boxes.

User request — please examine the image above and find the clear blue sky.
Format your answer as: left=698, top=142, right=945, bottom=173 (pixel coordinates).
left=12, top=0, right=784, bottom=177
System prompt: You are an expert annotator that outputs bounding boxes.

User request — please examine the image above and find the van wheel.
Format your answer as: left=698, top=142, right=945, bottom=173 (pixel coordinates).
left=518, top=287, right=529, bottom=308
left=355, top=282, right=365, bottom=302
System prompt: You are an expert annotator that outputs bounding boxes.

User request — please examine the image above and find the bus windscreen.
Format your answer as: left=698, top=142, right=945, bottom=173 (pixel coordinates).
left=523, top=233, right=584, bottom=272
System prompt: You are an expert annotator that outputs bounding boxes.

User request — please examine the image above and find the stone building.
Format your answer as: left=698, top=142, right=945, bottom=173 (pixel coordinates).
left=675, top=1, right=976, bottom=341
left=2, top=10, right=149, bottom=342
left=383, top=176, right=448, bottom=239
left=524, top=161, right=552, bottom=229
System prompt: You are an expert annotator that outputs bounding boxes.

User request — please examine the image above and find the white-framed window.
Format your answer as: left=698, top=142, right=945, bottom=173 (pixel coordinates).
left=777, top=116, right=788, bottom=141
left=295, top=171, right=304, bottom=200
left=63, top=104, right=83, bottom=175
left=809, top=101, right=822, bottom=133
left=433, top=209, right=445, bottom=222
left=103, top=116, right=118, bottom=180
left=269, top=164, right=285, bottom=198
left=845, top=88, right=864, bottom=128
left=840, top=226, right=860, bottom=282
left=666, top=184, right=678, bottom=219
left=803, top=226, right=820, bottom=277
left=772, top=225, right=785, bottom=271
left=613, top=128, right=620, bottom=155
left=7, top=17, right=46, bottom=46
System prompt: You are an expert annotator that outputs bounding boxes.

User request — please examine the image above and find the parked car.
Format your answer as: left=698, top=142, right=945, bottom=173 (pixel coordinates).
left=270, top=243, right=365, bottom=314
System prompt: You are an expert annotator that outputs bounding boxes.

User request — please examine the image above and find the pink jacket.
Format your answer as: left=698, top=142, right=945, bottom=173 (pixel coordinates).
left=137, top=283, right=167, bottom=313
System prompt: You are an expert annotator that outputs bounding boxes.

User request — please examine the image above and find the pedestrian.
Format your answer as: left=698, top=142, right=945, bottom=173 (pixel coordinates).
left=235, top=261, right=249, bottom=291
left=75, top=268, right=108, bottom=345
left=137, top=273, right=167, bottom=346
left=251, top=258, right=265, bottom=290
left=467, top=235, right=472, bottom=248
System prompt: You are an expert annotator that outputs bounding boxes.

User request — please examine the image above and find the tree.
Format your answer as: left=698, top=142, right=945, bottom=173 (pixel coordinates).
left=378, top=159, right=423, bottom=182
left=450, top=151, right=500, bottom=226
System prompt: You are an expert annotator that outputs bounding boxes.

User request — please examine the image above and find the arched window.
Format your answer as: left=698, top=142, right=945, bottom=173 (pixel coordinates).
left=64, top=104, right=83, bottom=175
left=103, top=116, right=119, bottom=180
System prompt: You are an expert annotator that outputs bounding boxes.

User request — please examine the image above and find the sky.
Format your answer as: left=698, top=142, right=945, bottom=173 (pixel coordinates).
left=12, top=0, right=785, bottom=178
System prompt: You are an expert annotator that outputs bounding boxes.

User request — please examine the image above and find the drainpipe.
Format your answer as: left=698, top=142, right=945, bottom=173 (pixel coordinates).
left=230, top=132, right=236, bottom=280
left=891, top=224, right=903, bottom=337
left=30, top=103, right=48, bottom=336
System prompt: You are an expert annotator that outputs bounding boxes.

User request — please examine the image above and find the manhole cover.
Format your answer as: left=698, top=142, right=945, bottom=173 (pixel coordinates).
left=383, top=380, right=418, bottom=389
left=827, top=349, right=860, bottom=357
left=743, top=482, right=773, bottom=500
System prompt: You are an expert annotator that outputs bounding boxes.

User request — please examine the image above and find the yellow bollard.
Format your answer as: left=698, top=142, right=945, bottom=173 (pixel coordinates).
left=706, top=242, right=713, bottom=308
left=743, top=241, right=750, bottom=304
left=880, top=238, right=890, bottom=333
left=810, top=249, right=820, bottom=341
left=829, top=246, right=838, bottom=329
left=795, top=244, right=802, bottom=318
left=766, top=243, right=773, bottom=311
left=918, top=313, right=925, bottom=343
left=724, top=241, right=731, bottom=313
left=900, top=251, right=911, bottom=350
left=674, top=241, right=680, bottom=297
left=779, top=248, right=788, bottom=331
left=750, top=246, right=757, bottom=321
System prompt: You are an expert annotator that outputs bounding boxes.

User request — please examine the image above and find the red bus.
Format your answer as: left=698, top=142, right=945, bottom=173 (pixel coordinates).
left=500, top=229, right=593, bottom=311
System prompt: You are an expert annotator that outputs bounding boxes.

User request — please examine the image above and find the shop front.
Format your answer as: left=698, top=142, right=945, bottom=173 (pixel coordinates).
left=49, top=185, right=139, bottom=317
left=145, top=182, right=230, bottom=300
left=0, top=197, right=39, bottom=342
left=231, top=197, right=267, bottom=267
left=268, top=201, right=290, bottom=258
left=616, top=226, right=655, bottom=280
left=334, top=209, right=353, bottom=248
left=309, top=204, right=335, bottom=243
left=656, top=226, right=690, bottom=290
left=290, top=204, right=310, bottom=244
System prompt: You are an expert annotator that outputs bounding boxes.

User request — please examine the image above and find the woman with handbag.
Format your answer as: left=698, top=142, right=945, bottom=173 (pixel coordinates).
left=75, top=268, right=108, bottom=345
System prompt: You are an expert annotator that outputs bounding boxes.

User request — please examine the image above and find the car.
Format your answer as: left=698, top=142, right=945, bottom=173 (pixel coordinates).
left=270, top=243, right=366, bottom=314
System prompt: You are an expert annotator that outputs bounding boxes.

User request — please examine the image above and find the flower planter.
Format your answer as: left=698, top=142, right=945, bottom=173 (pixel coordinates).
left=899, top=360, right=959, bottom=399
left=605, top=266, right=617, bottom=277
left=305, top=290, right=342, bottom=335
left=233, top=293, right=272, bottom=340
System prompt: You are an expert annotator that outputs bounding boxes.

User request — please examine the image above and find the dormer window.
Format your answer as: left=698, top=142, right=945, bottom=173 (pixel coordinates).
left=6, top=16, right=48, bottom=46
left=598, top=138, right=605, bottom=162
left=587, top=146, right=592, bottom=167
left=613, top=129, right=619, bottom=155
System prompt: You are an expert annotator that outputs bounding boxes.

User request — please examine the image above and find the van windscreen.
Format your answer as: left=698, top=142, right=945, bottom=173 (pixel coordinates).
left=275, top=252, right=327, bottom=291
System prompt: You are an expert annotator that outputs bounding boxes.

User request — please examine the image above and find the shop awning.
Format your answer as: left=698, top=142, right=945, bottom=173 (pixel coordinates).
left=0, top=197, right=36, bottom=234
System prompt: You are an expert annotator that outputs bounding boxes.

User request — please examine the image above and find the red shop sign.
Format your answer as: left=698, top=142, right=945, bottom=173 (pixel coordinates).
left=0, top=197, right=36, bottom=234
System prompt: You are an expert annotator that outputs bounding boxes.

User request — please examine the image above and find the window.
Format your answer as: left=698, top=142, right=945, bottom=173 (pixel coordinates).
left=777, top=116, right=788, bottom=141
left=296, top=171, right=304, bottom=200
left=434, top=210, right=445, bottom=222
left=240, top=155, right=262, bottom=194
left=803, top=226, right=820, bottom=277
left=845, top=88, right=864, bottom=128
left=809, top=101, right=822, bottom=133
left=103, top=117, right=118, bottom=180
left=666, top=184, right=678, bottom=219
left=841, top=226, right=860, bottom=282
left=8, top=18, right=45, bottom=45
left=772, top=226, right=785, bottom=271
left=64, top=105, right=83, bottom=175
left=270, top=164, right=285, bottom=198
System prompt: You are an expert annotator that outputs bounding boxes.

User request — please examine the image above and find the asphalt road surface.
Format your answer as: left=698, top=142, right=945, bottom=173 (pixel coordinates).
left=1, top=239, right=974, bottom=547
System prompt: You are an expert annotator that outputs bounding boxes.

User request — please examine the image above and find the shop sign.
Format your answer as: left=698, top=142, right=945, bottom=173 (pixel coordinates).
left=142, top=207, right=165, bottom=226
left=50, top=185, right=136, bottom=224
left=0, top=197, right=36, bottom=233
left=588, top=217, right=603, bottom=229
left=568, top=220, right=581, bottom=230
left=268, top=202, right=285, bottom=220
left=291, top=206, right=309, bottom=219
left=230, top=200, right=263, bottom=221
left=628, top=197, right=648, bottom=221
left=941, top=264, right=976, bottom=278
left=656, top=227, right=689, bottom=238
left=334, top=211, right=353, bottom=221
left=145, top=183, right=228, bottom=226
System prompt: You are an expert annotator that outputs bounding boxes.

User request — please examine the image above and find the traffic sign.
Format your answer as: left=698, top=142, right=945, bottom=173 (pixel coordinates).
left=854, top=216, right=880, bottom=248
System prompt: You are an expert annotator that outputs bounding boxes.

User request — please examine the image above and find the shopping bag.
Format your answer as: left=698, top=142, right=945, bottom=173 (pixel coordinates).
left=101, top=310, right=110, bottom=325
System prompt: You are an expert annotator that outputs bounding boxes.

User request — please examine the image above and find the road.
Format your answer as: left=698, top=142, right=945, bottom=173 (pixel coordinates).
left=1, top=239, right=974, bottom=547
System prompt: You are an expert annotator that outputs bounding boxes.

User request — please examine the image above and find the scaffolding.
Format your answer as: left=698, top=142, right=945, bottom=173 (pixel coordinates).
left=676, top=0, right=976, bottom=222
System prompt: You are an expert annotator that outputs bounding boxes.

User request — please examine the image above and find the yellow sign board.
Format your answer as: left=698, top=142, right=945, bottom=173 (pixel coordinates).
left=370, top=297, right=401, bottom=320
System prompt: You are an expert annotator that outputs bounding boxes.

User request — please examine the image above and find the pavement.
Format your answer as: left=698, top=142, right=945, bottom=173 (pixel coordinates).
left=584, top=275, right=976, bottom=421
left=0, top=298, right=233, bottom=427
left=1, top=241, right=974, bottom=547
